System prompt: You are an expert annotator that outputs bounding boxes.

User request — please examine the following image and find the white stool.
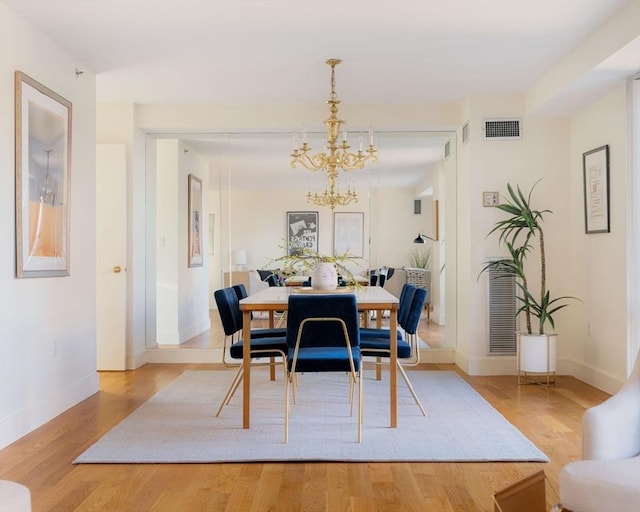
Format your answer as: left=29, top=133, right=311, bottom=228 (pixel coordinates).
left=0, top=480, right=31, bottom=512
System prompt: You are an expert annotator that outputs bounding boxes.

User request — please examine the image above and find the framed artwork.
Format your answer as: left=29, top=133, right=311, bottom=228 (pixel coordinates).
left=333, top=212, right=364, bottom=257
left=286, top=211, right=318, bottom=256
left=188, top=174, right=203, bottom=267
left=582, top=145, right=610, bottom=234
left=15, top=71, right=72, bottom=278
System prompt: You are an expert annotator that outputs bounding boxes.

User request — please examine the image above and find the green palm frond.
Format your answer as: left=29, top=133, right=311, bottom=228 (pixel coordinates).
left=479, top=179, right=578, bottom=334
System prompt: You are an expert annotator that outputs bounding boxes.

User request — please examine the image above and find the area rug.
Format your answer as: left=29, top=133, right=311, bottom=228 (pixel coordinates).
left=74, top=369, right=548, bottom=463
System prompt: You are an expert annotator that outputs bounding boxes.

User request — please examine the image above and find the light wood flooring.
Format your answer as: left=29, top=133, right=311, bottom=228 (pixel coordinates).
left=0, top=317, right=610, bottom=511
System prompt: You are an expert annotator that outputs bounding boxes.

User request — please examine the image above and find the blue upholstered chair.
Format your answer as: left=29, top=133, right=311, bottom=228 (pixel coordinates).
left=360, top=287, right=428, bottom=416
left=285, top=294, right=362, bottom=443
left=360, top=283, right=416, bottom=341
left=213, top=286, right=288, bottom=417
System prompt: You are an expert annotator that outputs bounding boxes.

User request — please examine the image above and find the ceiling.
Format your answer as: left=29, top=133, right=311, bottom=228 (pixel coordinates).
left=6, top=0, right=637, bottom=189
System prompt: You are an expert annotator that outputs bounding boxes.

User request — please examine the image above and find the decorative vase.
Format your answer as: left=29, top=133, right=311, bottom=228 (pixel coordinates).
left=518, top=333, right=557, bottom=373
left=311, top=262, right=338, bottom=290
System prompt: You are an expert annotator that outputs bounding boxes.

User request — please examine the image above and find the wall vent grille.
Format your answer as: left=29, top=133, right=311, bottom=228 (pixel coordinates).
left=462, top=122, right=469, bottom=144
left=487, top=264, right=517, bottom=354
left=483, top=118, right=522, bottom=140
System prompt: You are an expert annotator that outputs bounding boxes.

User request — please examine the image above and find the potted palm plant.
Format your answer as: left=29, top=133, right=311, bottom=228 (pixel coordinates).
left=481, top=180, right=577, bottom=383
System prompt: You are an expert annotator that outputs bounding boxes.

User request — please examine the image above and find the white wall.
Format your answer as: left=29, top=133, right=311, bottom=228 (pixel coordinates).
left=0, top=2, right=99, bottom=448
left=177, top=141, right=210, bottom=342
left=96, top=103, right=146, bottom=368
left=154, top=139, right=210, bottom=344
left=221, top=188, right=371, bottom=273
left=567, top=85, right=629, bottom=391
left=456, top=94, right=574, bottom=376
left=156, top=140, right=180, bottom=343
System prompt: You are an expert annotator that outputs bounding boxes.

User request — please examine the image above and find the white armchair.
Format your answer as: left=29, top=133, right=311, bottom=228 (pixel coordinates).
left=247, top=270, right=270, bottom=296
left=558, top=353, right=640, bottom=512
left=0, top=480, right=31, bottom=511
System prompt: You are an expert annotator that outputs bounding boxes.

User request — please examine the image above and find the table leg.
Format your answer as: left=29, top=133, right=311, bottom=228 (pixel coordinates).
left=389, top=308, right=398, bottom=428
left=268, top=311, right=275, bottom=381
left=362, top=309, right=370, bottom=328
left=242, top=310, right=252, bottom=429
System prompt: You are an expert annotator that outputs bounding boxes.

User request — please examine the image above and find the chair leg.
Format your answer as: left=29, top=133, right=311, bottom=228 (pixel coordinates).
left=357, top=370, right=363, bottom=443
left=284, top=370, right=290, bottom=443
left=375, top=357, right=382, bottom=380
left=349, top=372, right=355, bottom=415
left=216, top=366, right=244, bottom=417
left=291, top=373, right=298, bottom=404
left=397, top=361, right=427, bottom=416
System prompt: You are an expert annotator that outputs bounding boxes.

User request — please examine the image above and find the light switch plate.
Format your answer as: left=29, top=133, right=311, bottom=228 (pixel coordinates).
left=483, top=191, right=499, bottom=207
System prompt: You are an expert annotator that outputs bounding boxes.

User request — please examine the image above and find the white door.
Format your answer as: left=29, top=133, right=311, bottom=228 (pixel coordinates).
left=96, top=144, right=127, bottom=370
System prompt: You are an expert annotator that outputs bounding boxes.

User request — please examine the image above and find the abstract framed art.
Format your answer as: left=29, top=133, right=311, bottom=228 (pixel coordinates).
left=286, top=211, right=318, bottom=256
left=333, top=212, right=364, bottom=257
left=188, top=174, right=203, bottom=267
left=15, top=71, right=72, bottom=278
left=582, top=145, right=610, bottom=234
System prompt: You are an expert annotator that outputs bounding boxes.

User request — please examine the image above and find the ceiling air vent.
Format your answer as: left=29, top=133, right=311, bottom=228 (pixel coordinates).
left=462, top=122, right=469, bottom=144
left=444, top=140, right=451, bottom=159
left=483, top=118, right=521, bottom=140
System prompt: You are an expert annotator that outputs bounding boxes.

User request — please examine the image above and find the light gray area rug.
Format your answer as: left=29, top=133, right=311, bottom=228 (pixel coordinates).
left=74, top=369, right=548, bottom=463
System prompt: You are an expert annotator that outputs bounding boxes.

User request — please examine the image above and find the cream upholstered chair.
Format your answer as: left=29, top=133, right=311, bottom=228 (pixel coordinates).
left=557, top=353, right=640, bottom=512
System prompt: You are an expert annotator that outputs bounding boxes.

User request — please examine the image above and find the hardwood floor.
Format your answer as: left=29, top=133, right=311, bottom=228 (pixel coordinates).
left=0, top=360, right=609, bottom=512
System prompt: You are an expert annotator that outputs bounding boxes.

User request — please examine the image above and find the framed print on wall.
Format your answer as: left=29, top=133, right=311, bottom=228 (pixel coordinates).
left=286, top=211, right=318, bottom=256
left=15, top=71, right=72, bottom=278
left=333, top=212, right=364, bottom=257
left=582, top=145, right=610, bottom=234
left=188, top=174, right=203, bottom=267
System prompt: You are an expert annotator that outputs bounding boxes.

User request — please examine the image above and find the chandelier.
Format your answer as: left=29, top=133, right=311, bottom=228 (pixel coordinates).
left=290, top=59, right=378, bottom=210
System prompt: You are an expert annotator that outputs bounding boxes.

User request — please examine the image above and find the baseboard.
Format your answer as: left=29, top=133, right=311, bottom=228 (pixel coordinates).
left=464, top=355, right=519, bottom=375
left=144, top=348, right=624, bottom=393
left=419, top=347, right=456, bottom=363
left=0, top=372, right=99, bottom=449
left=453, top=354, right=624, bottom=392
left=127, top=350, right=147, bottom=370
left=145, top=347, right=223, bottom=363
left=558, top=359, right=624, bottom=394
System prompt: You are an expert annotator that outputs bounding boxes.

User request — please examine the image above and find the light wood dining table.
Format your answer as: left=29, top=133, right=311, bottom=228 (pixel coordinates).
left=239, top=286, right=400, bottom=429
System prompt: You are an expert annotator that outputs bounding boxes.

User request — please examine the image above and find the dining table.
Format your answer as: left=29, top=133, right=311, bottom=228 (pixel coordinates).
left=239, top=285, right=400, bottom=429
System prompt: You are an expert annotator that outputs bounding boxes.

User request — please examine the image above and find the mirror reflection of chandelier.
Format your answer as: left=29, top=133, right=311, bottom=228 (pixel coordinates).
left=290, top=59, right=378, bottom=210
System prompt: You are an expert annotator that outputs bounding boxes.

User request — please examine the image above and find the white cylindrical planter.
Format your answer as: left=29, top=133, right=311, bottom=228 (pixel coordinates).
left=311, top=262, right=338, bottom=290
left=518, top=333, right=557, bottom=373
